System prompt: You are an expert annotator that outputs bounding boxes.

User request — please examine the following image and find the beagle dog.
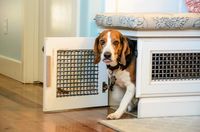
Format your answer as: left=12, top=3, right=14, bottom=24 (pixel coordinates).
left=93, top=29, right=137, bottom=119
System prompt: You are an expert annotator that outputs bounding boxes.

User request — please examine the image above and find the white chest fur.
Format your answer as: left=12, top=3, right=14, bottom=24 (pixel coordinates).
left=108, top=69, right=131, bottom=88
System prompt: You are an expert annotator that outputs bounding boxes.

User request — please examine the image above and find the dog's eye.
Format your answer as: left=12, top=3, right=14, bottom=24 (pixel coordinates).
left=100, top=40, right=105, bottom=46
left=113, top=40, right=119, bottom=46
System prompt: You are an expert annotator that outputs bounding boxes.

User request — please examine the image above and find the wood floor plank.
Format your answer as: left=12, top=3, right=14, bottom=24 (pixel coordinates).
left=0, top=74, right=116, bottom=132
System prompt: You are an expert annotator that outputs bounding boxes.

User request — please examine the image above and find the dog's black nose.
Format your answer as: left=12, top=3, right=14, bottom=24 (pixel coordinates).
left=104, top=52, right=111, bottom=59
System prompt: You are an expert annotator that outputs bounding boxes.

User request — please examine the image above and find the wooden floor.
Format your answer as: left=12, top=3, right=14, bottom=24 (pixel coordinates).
left=0, top=74, right=132, bottom=132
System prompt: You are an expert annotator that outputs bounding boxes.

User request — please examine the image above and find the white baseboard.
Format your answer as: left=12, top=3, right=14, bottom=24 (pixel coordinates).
left=138, top=96, right=200, bottom=118
left=0, top=55, right=22, bottom=82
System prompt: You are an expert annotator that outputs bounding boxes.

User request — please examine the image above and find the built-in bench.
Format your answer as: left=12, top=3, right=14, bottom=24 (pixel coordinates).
left=95, top=13, right=200, bottom=118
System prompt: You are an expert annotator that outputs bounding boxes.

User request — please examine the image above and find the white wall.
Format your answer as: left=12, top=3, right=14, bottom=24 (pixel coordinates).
left=0, top=0, right=23, bottom=82
left=105, top=0, right=188, bottom=13
left=0, top=0, right=22, bottom=60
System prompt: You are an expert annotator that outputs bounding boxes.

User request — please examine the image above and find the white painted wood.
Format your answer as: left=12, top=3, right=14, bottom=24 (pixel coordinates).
left=117, top=0, right=183, bottom=13
left=123, top=30, right=200, bottom=38
left=37, top=0, right=45, bottom=82
left=0, top=55, right=22, bottom=82
left=135, top=38, right=143, bottom=98
left=104, top=0, right=118, bottom=13
left=105, top=0, right=187, bottom=13
left=43, top=37, right=108, bottom=111
left=75, top=0, right=80, bottom=37
left=98, top=29, right=200, bottom=38
left=22, top=0, right=39, bottom=83
left=138, top=96, right=200, bottom=118
left=136, top=38, right=200, bottom=97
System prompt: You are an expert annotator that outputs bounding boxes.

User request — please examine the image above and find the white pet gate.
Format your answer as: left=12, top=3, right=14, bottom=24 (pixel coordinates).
left=43, top=37, right=108, bottom=112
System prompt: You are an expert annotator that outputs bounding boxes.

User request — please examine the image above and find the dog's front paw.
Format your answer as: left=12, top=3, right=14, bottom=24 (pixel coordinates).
left=107, top=112, right=122, bottom=120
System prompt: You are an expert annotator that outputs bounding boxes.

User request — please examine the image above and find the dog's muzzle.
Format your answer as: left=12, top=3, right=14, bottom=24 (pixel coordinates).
left=103, top=52, right=112, bottom=63
left=104, top=52, right=111, bottom=59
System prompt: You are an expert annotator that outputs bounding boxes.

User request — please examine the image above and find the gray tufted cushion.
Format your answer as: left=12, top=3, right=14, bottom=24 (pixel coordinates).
left=94, top=13, right=200, bottom=30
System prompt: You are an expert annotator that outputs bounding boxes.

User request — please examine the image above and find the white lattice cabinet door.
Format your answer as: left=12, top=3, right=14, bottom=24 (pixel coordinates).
left=43, top=37, right=108, bottom=112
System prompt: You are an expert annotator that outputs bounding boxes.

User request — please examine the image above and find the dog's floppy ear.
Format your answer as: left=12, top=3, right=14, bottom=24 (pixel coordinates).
left=120, top=36, right=130, bottom=66
left=93, top=36, right=101, bottom=64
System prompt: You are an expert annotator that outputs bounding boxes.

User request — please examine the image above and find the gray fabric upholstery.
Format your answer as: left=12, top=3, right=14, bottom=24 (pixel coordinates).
left=94, top=13, right=200, bottom=30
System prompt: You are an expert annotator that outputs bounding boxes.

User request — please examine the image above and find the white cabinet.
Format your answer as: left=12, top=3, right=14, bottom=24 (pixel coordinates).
left=136, top=38, right=200, bottom=97
left=135, top=37, right=200, bottom=118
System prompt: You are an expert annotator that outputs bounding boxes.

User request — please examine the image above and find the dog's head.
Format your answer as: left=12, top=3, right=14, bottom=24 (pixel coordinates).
left=93, top=29, right=130, bottom=66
